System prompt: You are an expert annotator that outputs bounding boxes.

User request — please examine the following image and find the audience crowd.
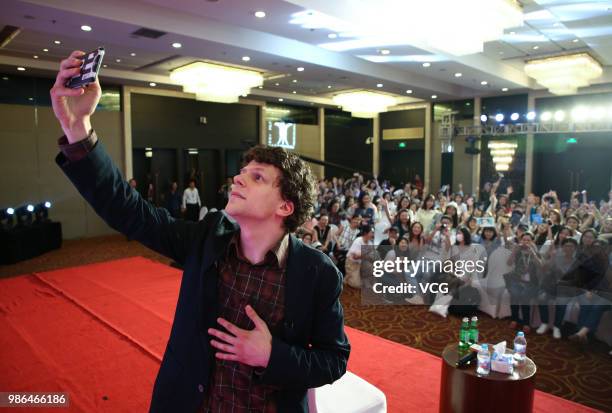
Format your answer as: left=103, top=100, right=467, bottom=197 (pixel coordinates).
left=294, top=173, right=612, bottom=355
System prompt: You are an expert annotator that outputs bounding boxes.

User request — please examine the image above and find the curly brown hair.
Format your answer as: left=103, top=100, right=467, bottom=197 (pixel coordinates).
left=243, top=145, right=317, bottom=232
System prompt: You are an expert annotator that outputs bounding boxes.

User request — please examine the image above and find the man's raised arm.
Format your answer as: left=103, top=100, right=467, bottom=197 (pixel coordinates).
left=50, top=51, right=202, bottom=264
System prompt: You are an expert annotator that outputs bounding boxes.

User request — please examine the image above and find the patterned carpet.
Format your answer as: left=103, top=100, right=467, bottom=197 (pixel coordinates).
left=341, top=286, right=612, bottom=412
left=1, top=234, right=611, bottom=412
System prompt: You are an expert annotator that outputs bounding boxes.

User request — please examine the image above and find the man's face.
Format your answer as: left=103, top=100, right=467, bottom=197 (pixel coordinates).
left=350, top=217, right=361, bottom=228
left=318, top=215, right=329, bottom=227
left=189, top=181, right=195, bottom=189
left=225, top=161, right=291, bottom=224
left=389, top=230, right=399, bottom=241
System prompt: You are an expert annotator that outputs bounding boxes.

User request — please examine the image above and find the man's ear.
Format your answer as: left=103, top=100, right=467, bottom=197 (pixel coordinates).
left=278, top=200, right=294, bottom=218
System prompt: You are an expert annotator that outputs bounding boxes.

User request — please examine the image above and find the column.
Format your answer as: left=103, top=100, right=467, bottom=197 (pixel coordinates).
left=471, top=97, right=481, bottom=196
left=259, top=105, right=267, bottom=145
left=424, top=102, right=432, bottom=192
left=318, top=107, right=325, bottom=178
left=121, top=86, right=133, bottom=179
left=524, top=93, right=535, bottom=196
left=372, top=114, right=380, bottom=177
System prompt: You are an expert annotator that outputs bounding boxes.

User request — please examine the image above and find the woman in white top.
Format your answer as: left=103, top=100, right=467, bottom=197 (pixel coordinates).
left=416, top=194, right=438, bottom=235
left=182, top=179, right=201, bottom=222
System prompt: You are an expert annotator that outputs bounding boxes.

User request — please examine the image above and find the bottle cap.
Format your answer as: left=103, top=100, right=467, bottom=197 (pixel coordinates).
left=481, top=343, right=488, bottom=350
left=462, top=317, right=469, bottom=322
left=517, top=331, right=524, bottom=337
left=471, top=316, right=478, bottom=321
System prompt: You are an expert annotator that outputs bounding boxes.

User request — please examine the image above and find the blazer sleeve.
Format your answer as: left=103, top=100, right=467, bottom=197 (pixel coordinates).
left=56, top=140, right=204, bottom=265
left=257, top=261, right=350, bottom=388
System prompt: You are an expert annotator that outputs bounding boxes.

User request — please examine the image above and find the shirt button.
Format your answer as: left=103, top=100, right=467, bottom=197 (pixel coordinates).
left=198, top=384, right=205, bottom=393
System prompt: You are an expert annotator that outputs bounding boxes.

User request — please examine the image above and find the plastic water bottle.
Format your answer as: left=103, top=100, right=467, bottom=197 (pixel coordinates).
left=459, top=317, right=470, bottom=350
left=476, top=344, right=491, bottom=375
left=514, top=331, right=527, bottom=364
left=469, top=316, right=479, bottom=345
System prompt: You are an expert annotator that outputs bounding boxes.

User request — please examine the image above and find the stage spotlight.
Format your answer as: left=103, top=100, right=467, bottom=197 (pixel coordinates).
left=526, top=111, right=536, bottom=121
left=571, top=106, right=588, bottom=122
left=510, top=113, right=519, bottom=121
left=540, top=111, right=552, bottom=121
left=1, top=208, right=15, bottom=230
left=16, top=205, right=33, bottom=226
left=480, top=114, right=488, bottom=122
left=495, top=113, right=504, bottom=122
left=554, top=110, right=565, bottom=121
left=35, top=202, right=51, bottom=223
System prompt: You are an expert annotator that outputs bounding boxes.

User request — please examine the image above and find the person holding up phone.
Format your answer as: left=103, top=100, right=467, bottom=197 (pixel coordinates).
left=50, top=51, right=350, bottom=413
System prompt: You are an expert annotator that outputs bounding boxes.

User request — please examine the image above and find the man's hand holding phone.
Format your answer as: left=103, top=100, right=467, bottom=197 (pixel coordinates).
left=50, top=50, right=102, bottom=144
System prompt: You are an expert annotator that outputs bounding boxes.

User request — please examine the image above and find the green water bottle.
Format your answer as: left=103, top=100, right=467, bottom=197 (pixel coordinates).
left=459, top=317, right=470, bottom=350
left=469, top=316, right=479, bottom=345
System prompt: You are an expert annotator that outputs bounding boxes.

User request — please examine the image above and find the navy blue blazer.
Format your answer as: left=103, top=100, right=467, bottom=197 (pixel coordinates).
left=57, top=141, right=350, bottom=412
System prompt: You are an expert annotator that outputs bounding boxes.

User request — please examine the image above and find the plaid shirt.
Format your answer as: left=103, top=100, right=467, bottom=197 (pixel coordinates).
left=202, top=233, right=289, bottom=413
left=337, top=225, right=360, bottom=251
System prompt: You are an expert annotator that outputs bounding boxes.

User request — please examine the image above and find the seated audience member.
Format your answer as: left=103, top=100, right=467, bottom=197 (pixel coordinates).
left=562, top=239, right=611, bottom=343
left=506, top=231, right=542, bottom=333
left=392, top=209, right=411, bottom=240
left=408, top=222, right=425, bottom=257
left=429, top=215, right=456, bottom=256
left=566, top=215, right=582, bottom=241
left=378, top=226, right=399, bottom=257
left=313, top=213, right=332, bottom=253
left=301, top=232, right=313, bottom=246
left=537, top=237, right=578, bottom=339
left=334, top=215, right=362, bottom=274
left=345, top=225, right=375, bottom=288
left=353, top=193, right=377, bottom=228
left=479, top=226, right=501, bottom=256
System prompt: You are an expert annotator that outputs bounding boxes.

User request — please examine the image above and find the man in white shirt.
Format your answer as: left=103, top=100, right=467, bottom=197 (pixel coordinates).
left=182, top=179, right=201, bottom=222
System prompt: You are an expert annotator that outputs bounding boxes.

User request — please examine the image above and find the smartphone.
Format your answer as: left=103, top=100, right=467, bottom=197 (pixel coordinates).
left=65, top=47, right=105, bottom=89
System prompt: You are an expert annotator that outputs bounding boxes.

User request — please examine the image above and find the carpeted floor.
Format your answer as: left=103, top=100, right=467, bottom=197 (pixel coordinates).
left=1, top=234, right=611, bottom=412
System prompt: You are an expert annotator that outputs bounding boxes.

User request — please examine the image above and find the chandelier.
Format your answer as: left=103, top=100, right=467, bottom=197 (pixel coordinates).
left=333, top=91, right=397, bottom=118
left=170, top=62, right=263, bottom=103
left=524, top=53, right=602, bottom=95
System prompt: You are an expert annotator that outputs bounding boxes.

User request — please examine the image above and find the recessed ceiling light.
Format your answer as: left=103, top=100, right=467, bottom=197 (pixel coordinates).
left=454, top=72, right=462, bottom=77
left=33, top=55, right=38, bottom=59
left=422, top=62, right=431, bottom=67
left=81, top=25, right=92, bottom=32
left=297, top=67, right=304, bottom=71
left=17, top=67, right=26, bottom=71
left=102, top=64, right=108, bottom=68
left=242, top=56, right=250, bottom=61
left=328, top=33, right=338, bottom=39
left=533, top=45, right=539, bottom=50
left=406, top=89, right=413, bottom=94
left=292, top=91, right=297, bottom=94
left=327, top=85, right=332, bottom=89
left=431, top=95, right=437, bottom=99
left=275, top=82, right=280, bottom=86
left=130, top=52, right=136, bottom=56
left=572, top=38, right=579, bottom=43
left=172, top=42, right=182, bottom=48
left=376, top=83, right=383, bottom=88
left=149, top=82, right=157, bottom=87
left=481, top=80, right=488, bottom=85
left=115, top=58, right=121, bottom=63
left=292, top=79, right=297, bottom=83
left=42, top=48, right=48, bottom=52
left=502, top=87, right=508, bottom=92
left=278, top=98, right=284, bottom=102
left=254, top=11, right=266, bottom=18
left=380, top=49, right=390, bottom=55
left=54, top=40, right=61, bottom=45
left=28, top=97, right=33, bottom=101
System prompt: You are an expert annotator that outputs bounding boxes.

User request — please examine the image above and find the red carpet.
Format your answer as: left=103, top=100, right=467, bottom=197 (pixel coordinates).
left=0, top=257, right=602, bottom=412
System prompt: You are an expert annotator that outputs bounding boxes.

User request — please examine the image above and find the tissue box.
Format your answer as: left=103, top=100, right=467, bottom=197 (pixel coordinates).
left=491, top=352, right=514, bottom=374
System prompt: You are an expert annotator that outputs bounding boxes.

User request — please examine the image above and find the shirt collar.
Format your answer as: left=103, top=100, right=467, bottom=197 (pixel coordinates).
left=228, top=232, right=290, bottom=268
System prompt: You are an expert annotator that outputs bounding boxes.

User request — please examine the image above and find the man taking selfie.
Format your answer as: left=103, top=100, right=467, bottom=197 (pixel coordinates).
left=50, top=50, right=350, bottom=413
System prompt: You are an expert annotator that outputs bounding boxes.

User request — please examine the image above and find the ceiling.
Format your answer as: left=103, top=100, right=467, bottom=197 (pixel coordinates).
left=1, top=0, right=612, bottom=106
